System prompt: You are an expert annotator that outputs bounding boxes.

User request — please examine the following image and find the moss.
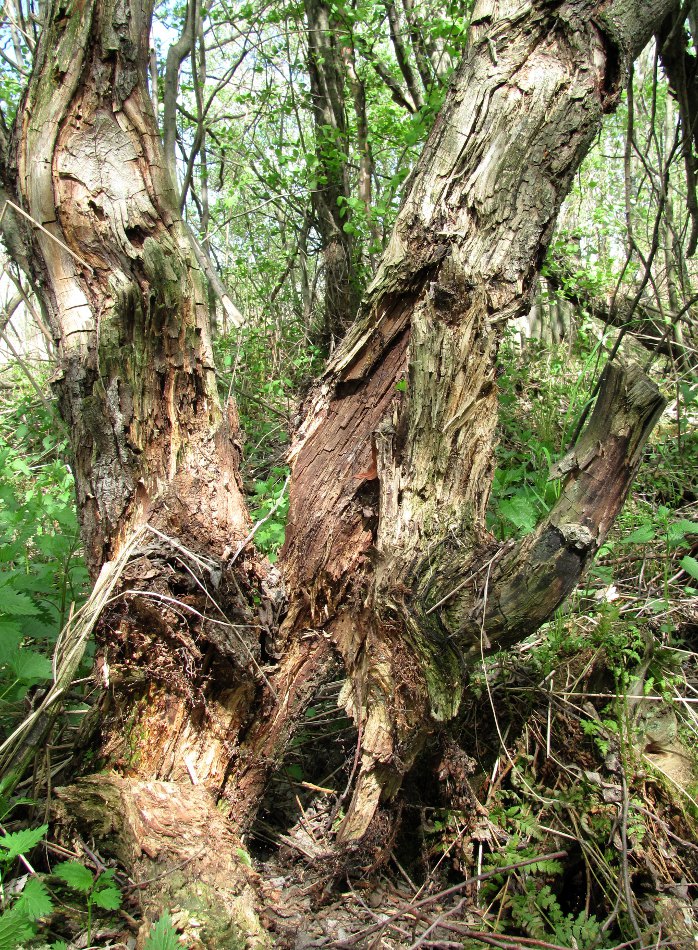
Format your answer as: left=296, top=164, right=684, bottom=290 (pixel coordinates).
left=142, top=238, right=182, bottom=307
left=53, top=0, right=94, bottom=75
left=164, top=872, right=268, bottom=950
left=404, top=615, right=463, bottom=721
left=122, top=708, right=147, bottom=770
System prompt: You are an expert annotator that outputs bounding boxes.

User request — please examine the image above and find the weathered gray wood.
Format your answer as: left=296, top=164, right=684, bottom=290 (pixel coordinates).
left=13, top=0, right=247, bottom=570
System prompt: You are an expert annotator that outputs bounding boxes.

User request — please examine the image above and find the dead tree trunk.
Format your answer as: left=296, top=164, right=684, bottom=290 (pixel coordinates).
left=281, top=0, right=672, bottom=838
left=5, top=0, right=286, bottom=931
left=2, top=0, right=677, bottom=933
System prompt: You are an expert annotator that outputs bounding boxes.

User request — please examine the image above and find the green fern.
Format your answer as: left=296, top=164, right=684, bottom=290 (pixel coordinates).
left=510, top=881, right=607, bottom=948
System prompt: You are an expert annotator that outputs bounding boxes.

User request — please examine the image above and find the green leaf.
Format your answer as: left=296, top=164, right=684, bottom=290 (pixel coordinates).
left=0, top=902, right=36, bottom=948
left=0, top=587, right=39, bottom=617
left=499, top=495, right=537, bottom=533
left=9, top=649, right=53, bottom=684
left=0, top=824, right=48, bottom=862
left=623, top=524, right=654, bottom=544
left=0, top=623, right=22, bottom=662
left=144, top=910, right=180, bottom=950
left=680, top=556, right=698, bottom=581
left=668, top=519, right=698, bottom=546
left=14, top=876, right=54, bottom=920
left=236, top=847, right=252, bottom=868
left=54, top=860, right=94, bottom=893
left=92, top=884, right=122, bottom=910
left=9, top=457, right=31, bottom=477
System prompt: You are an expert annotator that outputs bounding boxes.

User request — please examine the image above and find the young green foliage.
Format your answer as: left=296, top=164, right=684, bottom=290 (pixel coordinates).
left=144, top=910, right=180, bottom=950
left=54, top=860, right=122, bottom=944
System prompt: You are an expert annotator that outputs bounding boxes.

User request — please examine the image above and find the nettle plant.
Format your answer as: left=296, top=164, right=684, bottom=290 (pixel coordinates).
left=0, top=773, right=53, bottom=946
left=0, top=394, right=90, bottom=737
left=52, top=861, right=122, bottom=945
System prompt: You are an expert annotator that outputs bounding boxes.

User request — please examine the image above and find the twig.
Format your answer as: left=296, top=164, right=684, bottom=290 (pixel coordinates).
left=3, top=199, right=94, bottom=273
left=0, top=326, right=68, bottom=438
left=423, top=926, right=572, bottom=949
left=0, top=527, right=148, bottom=787
left=328, top=680, right=363, bottom=826
left=144, top=524, right=217, bottom=571
left=631, top=802, right=698, bottom=852
left=425, top=542, right=514, bottom=616
left=619, top=769, right=643, bottom=940
left=329, top=851, right=567, bottom=946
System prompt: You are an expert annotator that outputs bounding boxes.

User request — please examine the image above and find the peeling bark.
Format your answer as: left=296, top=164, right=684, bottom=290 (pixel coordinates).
left=6, top=0, right=276, bottom=915
left=2, top=0, right=679, bottom=926
left=283, top=0, right=675, bottom=837
left=53, top=776, right=269, bottom=947
left=13, top=0, right=247, bottom=570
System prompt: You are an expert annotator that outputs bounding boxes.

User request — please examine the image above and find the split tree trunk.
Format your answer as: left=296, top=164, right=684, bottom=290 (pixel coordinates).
left=281, top=0, right=673, bottom=838
left=6, top=0, right=286, bottom=931
left=2, top=0, right=678, bottom=934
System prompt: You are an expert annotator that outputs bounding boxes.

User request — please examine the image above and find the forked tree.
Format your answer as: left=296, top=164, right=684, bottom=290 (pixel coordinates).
left=1, top=0, right=678, bottom=933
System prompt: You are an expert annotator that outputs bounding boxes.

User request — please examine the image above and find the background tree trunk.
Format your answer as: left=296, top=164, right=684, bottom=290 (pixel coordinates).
left=305, top=0, right=360, bottom=347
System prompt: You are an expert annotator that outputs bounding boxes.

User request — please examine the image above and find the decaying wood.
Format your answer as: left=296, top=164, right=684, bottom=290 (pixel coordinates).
left=4, top=0, right=284, bottom=909
left=283, top=0, right=675, bottom=837
left=0, top=0, right=678, bottom=931
left=407, top=361, right=666, bottom=657
left=13, top=0, right=248, bottom=571
left=53, top=776, right=269, bottom=948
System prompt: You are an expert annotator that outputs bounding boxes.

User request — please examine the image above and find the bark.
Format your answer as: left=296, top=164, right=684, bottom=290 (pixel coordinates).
left=401, top=0, right=437, bottom=93
left=5, top=0, right=277, bottom=918
left=354, top=29, right=417, bottom=113
left=161, top=0, right=245, bottom=329
left=282, top=0, right=674, bottom=838
left=658, top=8, right=698, bottom=255
left=162, top=0, right=196, bottom=184
left=11, top=0, right=249, bottom=569
left=52, top=776, right=269, bottom=946
left=342, top=21, right=380, bottom=267
left=384, top=0, right=423, bottom=111
left=2, top=0, right=678, bottom=929
left=305, top=0, right=360, bottom=346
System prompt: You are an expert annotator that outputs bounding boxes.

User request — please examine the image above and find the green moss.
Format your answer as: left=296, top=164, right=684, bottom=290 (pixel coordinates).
left=165, top=872, right=264, bottom=949
left=142, top=238, right=182, bottom=309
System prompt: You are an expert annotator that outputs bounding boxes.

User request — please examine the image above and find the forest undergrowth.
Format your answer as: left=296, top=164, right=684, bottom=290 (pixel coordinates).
left=0, top=316, right=697, bottom=949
